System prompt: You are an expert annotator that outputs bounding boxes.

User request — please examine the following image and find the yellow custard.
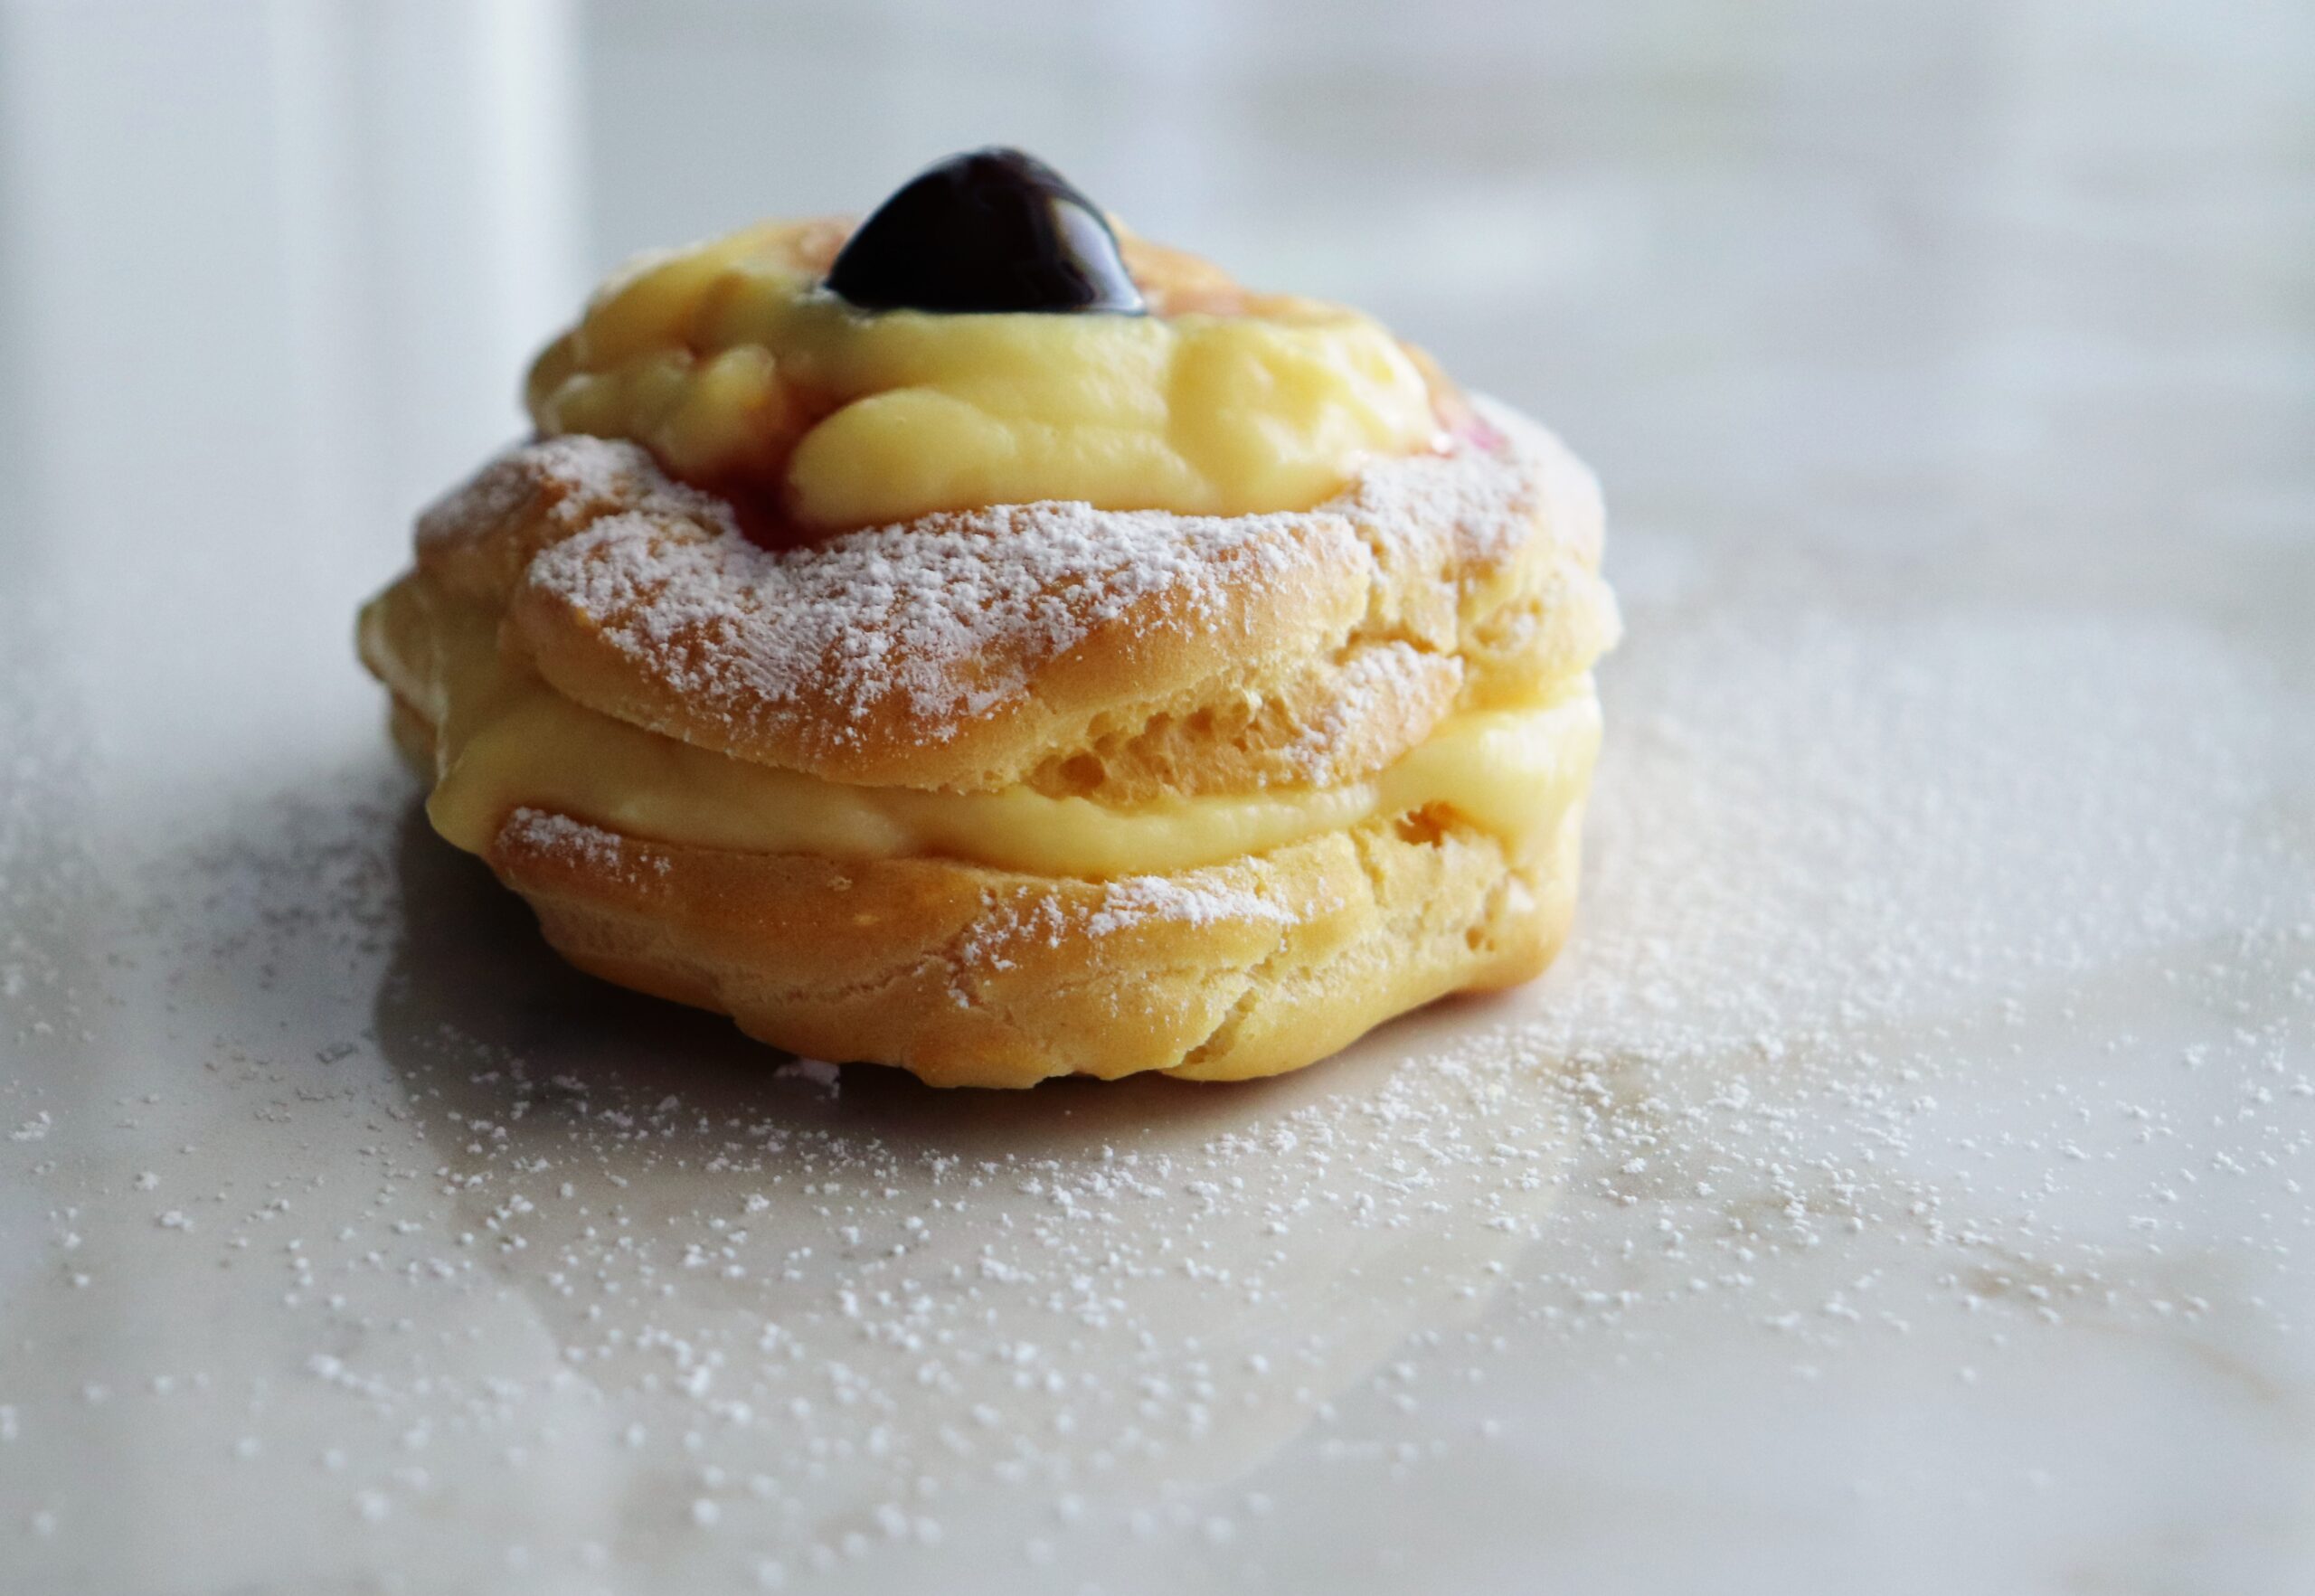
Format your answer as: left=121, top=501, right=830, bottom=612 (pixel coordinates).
left=524, top=222, right=1440, bottom=533
left=362, top=582, right=1602, bottom=879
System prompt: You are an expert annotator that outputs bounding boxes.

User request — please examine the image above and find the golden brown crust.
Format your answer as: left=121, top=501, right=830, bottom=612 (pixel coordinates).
left=398, top=401, right=1615, bottom=799
left=1016, top=637, right=1462, bottom=802
left=505, top=496, right=1371, bottom=792
left=487, top=801, right=1583, bottom=1089
left=364, top=392, right=1616, bottom=1086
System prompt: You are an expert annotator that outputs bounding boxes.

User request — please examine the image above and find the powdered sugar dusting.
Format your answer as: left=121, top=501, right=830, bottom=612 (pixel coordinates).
left=1081, top=874, right=1295, bottom=938
left=1344, top=399, right=1592, bottom=569
left=418, top=437, right=631, bottom=547
left=951, top=873, right=1297, bottom=982
left=533, top=496, right=1335, bottom=745
left=501, top=806, right=669, bottom=879
left=11, top=510, right=2310, bottom=1590
left=511, top=401, right=1567, bottom=758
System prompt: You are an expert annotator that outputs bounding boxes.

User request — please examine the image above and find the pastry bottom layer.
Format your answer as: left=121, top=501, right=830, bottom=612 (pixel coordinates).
left=484, top=796, right=1585, bottom=1088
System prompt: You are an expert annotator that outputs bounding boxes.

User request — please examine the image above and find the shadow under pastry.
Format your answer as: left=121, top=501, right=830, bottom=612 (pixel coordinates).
left=364, top=800, right=1575, bottom=1518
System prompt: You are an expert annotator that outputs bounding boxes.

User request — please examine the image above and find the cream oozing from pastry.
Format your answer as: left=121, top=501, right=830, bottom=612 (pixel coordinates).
left=362, top=584, right=1602, bottom=879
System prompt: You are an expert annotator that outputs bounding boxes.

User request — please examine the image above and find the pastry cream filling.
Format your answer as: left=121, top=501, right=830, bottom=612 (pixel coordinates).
left=373, top=591, right=1601, bottom=879
left=524, top=222, right=1439, bottom=533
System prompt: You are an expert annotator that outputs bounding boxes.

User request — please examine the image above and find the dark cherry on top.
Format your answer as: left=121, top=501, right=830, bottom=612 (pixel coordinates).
left=825, top=148, right=1146, bottom=316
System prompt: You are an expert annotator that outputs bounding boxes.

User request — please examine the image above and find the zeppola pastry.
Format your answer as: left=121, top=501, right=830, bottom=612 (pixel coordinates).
left=359, top=149, right=1619, bottom=1087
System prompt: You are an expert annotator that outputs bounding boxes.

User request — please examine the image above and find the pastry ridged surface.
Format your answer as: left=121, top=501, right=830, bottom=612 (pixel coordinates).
left=406, top=400, right=1615, bottom=799
left=364, top=392, right=1616, bottom=1085
left=488, top=800, right=1585, bottom=1089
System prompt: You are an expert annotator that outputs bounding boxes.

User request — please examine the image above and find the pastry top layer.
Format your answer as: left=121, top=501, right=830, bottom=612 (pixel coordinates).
left=402, top=400, right=1618, bottom=798
left=522, top=222, right=1442, bottom=534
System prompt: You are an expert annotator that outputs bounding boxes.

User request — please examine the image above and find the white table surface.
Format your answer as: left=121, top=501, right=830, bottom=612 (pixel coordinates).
left=4, top=2, right=2312, bottom=1592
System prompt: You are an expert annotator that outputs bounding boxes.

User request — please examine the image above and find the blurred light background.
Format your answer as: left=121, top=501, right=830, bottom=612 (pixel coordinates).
left=0, top=0, right=2308, bottom=801
left=7, top=0, right=2310, bottom=548
left=1, top=9, right=2311, bottom=1591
